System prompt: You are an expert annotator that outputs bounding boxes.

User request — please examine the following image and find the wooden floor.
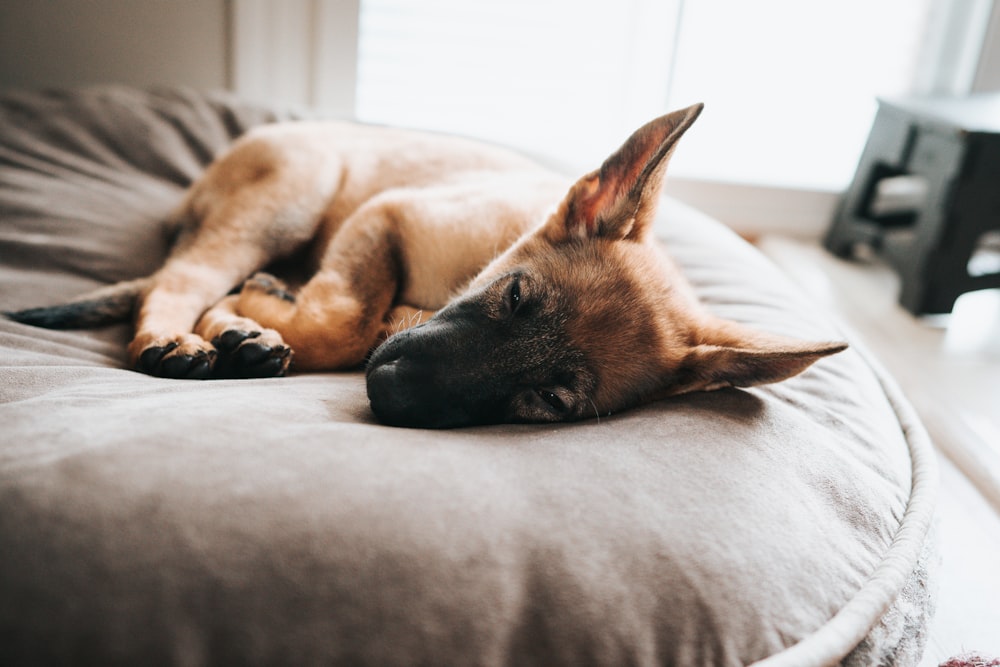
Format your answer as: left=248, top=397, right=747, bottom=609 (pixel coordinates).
left=758, top=237, right=1000, bottom=666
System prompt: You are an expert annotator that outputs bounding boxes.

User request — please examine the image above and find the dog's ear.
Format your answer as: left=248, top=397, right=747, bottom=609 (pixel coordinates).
left=661, top=319, right=847, bottom=396
left=546, top=103, right=703, bottom=244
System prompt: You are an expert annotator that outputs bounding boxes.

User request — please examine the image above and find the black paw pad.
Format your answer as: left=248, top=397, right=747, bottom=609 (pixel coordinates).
left=137, top=344, right=215, bottom=380
left=160, top=350, right=215, bottom=379
left=137, top=342, right=178, bottom=374
left=212, top=330, right=292, bottom=379
left=212, top=329, right=260, bottom=352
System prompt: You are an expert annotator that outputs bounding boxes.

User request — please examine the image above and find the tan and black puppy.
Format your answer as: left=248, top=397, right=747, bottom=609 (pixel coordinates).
left=6, top=104, right=845, bottom=427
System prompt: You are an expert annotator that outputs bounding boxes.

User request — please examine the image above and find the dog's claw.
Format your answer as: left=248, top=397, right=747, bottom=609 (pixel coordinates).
left=212, top=329, right=292, bottom=378
left=213, top=329, right=260, bottom=352
left=161, top=351, right=214, bottom=380
left=245, top=351, right=290, bottom=378
left=138, top=345, right=215, bottom=379
left=137, top=342, right=178, bottom=374
left=234, top=341, right=272, bottom=366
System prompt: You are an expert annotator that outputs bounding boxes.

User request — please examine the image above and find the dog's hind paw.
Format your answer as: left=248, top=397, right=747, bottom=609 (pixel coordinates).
left=133, top=335, right=217, bottom=380
left=211, top=328, right=293, bottom=378
left=241, top=272, right=295, bottom=303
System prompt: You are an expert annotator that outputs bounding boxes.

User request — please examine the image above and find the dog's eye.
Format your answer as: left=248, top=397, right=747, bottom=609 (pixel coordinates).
left=507, top=277, right=522, bottom=314
left=536, top=388, right=566, bottom=414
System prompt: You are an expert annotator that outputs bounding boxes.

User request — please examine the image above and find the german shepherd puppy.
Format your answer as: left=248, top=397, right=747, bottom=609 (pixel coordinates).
left=6, top=104, right=845, bottom=428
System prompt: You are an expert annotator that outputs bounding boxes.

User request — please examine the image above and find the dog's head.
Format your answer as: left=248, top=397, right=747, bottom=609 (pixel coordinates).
left=366, top=104, right=846, bottom=428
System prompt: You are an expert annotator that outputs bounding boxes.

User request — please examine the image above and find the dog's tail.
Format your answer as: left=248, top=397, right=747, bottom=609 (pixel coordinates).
left=4, top=278, right=150, bottom=329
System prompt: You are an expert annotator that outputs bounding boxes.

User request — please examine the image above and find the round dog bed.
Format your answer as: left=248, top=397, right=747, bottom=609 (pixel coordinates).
left=0, top=87, right=937, bottom=666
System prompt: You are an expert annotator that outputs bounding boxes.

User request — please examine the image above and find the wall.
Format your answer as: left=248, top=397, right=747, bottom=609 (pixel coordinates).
left=0, top=0, right=229, bottom=91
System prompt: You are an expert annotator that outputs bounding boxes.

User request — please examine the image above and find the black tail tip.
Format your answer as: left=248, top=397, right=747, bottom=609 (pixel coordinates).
left=6, top=307, right=47, bottom=327
left=5, top=305, right=82, bottom=329
left=5, top=308, right=31, bottom=322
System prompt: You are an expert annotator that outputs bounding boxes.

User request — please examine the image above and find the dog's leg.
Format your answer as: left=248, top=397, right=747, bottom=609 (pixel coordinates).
left=194, top=295, right=292, bottom=378
left=128, top=240, right=272, bottom=379
left=236, top=173, right=533, bottom=371
left=131, top=163, right=340, bottom=378
left=236, top=201, right=403, bottom=370
left=128, top=130, right=346, bottom=379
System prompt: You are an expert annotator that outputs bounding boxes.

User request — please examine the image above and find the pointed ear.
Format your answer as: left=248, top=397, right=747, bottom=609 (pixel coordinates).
left=663, top=323, right=848, bottom=396
left=545, top=103, right=703, bottom=243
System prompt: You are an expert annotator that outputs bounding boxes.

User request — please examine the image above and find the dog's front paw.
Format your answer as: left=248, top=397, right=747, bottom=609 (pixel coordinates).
left=131, top=334, right=216, bottom=379
left=211, top=328, right=293, bottom=378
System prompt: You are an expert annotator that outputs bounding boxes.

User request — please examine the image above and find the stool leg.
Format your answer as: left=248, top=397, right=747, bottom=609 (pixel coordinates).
left=825, top=107, right=915, bottom=258
left=883, top=131, right=966, bottom=315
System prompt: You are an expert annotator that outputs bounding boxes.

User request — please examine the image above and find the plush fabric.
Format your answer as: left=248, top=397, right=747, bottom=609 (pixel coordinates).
left=0, top=87, right=937, bottom=666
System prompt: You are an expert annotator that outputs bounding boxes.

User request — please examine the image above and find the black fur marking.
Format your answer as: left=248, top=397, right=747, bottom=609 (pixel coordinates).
left=5, top=296, right=132, bottom=330
left=4, top=280, right=140, bottom=330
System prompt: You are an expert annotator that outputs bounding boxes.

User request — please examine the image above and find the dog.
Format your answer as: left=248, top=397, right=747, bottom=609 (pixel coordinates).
left=6, top=103, right=846, bottom=428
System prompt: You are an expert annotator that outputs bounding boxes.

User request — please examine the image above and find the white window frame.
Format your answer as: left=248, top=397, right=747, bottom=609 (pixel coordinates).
left=230, top=0, right=359, bottom=118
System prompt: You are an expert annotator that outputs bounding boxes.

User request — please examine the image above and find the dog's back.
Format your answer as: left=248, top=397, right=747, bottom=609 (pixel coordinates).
left=184, top=121, right=570, bottom=307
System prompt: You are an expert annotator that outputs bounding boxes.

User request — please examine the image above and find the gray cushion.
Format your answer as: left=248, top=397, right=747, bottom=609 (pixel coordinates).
left=0, top=87, right=937, bottom=666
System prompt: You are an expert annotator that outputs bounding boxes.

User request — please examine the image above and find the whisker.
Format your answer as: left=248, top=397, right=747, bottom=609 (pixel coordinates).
left=588, top=397, right=601, bottom=425
left=387, top=309, right=425, bottom=337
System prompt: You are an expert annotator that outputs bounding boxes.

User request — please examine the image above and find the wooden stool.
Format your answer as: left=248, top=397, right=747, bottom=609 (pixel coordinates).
left=825, top=94, right=1000, bottom=315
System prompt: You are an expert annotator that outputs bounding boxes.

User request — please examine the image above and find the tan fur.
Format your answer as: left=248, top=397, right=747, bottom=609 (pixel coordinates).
left=125, top=121, right=566, bottom=375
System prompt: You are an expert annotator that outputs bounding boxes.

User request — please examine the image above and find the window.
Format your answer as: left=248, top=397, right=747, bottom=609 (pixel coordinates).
left=662, top=0, right=932, bottom=190
left=232, top=0, right=997, bottom=229
left=355, top=0, right=679, bottom=172
left=352, top=0, right=979, bottom=191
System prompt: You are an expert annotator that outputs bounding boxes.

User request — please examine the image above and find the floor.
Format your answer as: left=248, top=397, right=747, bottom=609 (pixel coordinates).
left=759, top=236, right=1000, bottom=666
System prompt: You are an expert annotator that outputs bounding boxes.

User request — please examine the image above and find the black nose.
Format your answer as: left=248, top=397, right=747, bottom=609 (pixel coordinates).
left=365, top=313, right=505, bottom=428
left=366, top=329, right=457, bottom=428
left=366, top=354, right=420, bottom=427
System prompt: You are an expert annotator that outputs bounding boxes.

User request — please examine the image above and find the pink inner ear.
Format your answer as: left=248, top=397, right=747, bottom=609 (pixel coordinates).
left=578, top=132, right=669, bottom=237
left=575, top=175, right=604, bottom=235
left=562, top=104, right=703, bottom=241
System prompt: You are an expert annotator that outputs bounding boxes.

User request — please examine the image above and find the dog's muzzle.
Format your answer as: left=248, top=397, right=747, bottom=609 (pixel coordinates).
left=365, top=340, right=435, bottom=428
left=366, top=320, right=498, bottom=429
